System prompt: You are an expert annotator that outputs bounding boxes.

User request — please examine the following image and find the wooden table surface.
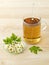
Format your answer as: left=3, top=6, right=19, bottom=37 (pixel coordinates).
left=0, top=18, right=49, bottom=65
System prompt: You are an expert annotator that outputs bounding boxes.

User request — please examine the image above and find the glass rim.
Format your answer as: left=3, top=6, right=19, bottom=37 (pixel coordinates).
left=23, top=17, right=41, bottom=26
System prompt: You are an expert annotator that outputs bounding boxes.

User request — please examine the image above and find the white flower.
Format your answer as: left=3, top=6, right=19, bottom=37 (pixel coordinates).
left=5, top=41, right=26, bottom=54
left=16, top=47, right=23, bottom=53
left=7, top=44, right=15, bottom=53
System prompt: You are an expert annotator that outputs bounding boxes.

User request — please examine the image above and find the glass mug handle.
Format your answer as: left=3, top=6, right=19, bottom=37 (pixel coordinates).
left=41, top=19, right=47, bottom=32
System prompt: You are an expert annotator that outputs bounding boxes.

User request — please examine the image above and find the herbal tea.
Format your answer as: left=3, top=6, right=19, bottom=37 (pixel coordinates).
left=23, top=17, right=41, bottom=44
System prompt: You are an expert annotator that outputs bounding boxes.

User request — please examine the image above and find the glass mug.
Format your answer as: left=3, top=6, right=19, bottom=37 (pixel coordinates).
left=23, top=17, right=47, bottom=44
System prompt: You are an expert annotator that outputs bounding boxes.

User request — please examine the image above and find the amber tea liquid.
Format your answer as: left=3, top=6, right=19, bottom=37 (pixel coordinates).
left=23, top=18, right=41, bottom=44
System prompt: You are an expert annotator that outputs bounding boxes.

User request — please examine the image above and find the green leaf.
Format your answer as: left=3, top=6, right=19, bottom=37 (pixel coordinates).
left=29, top=46, right=43, bottom=54
left=16, top=37, right=21, bottom=42
left=11, top=33, right=17, bottom=41
left=3, top=39, right=8, bottom=44
left=33, top=50, right=37, bottom=54
left=3, top=33, right=21, bottom=45
left=3, top=37, right=12, bottom=44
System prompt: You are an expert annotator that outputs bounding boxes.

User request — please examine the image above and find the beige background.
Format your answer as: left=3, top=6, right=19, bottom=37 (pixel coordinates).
left=0, top=0, right=49, bottom=18
left=0, top=0, right=49, bottom=65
